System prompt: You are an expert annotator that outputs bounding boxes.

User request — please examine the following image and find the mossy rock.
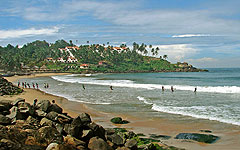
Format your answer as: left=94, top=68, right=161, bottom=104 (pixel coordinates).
left=111, top=117, right=130, bottom=124
left=113, top=128, right=128, bottom=133
left=175, top=133, right=219, bottom=144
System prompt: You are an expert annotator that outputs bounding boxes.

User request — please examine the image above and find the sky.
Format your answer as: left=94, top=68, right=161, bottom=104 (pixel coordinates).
left=1, top=0, right=240, bottom=68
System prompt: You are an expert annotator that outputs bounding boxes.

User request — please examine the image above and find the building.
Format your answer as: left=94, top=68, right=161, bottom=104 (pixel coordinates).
left=80, top=64, right=89, bottom=69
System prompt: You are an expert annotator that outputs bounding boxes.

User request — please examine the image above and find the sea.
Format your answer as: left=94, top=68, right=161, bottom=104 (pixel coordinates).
left=19, top=68, right=240, bottom=126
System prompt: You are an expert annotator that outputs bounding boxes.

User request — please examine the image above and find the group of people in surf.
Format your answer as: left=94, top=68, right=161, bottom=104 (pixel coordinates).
left=162, top=86, right=197, bottom=93
left=18, top=81, right=39, bottom=89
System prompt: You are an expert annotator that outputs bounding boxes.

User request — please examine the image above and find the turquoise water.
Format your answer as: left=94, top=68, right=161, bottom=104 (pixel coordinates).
left=20, top=68, right=240, bottom=126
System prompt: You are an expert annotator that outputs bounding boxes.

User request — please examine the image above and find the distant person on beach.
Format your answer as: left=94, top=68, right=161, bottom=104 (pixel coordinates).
left=36, top=83, right=39, bottom=89
left=24, top=82, right=27, bottom=88
left=82, top=84, right=85, bottom=90
left=194, top=87, right=197, bottom=93
left=44, top=83, right=46, bottom=88
left=22, top=82, right=24, bottom=88
left=46, top=83, right=49, bottom=88
left=110, top=86, right=113, bottom=90
left=27, top=83, right=30, bottom=88
left=32, top=83, right=35, bottom=89
left=171, top=86, right=174, bottom=92
left=33, top=99, right=38, bottom=106
left=162, top=86, right=164, bottom=92
left=18, top=81, right=20, bottom=87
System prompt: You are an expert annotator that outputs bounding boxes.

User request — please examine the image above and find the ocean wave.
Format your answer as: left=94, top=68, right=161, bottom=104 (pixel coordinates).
left=51, top=75, right=240, bottom=93
left=151, top=104, right=240, bottom=126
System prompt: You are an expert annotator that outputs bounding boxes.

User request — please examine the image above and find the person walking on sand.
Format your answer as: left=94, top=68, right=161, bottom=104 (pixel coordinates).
left=171, top=86, right=174, bottom=92
left=110, top=86, right=113, bottom=90
left=22, top=82, right=24, bottom=88
left=82, top=84, right=85, bottom=90
left=162, top=86, right=164, bottom=92
left=18, top=81, right=20, bottom=87
left=32, top=83, right=35, bottom=89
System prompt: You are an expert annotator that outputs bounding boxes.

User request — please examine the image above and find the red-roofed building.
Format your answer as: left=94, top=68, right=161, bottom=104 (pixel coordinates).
left=80, top=64, right=89, bottom=69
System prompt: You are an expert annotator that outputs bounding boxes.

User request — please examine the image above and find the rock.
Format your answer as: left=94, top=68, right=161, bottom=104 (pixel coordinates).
left=46, top=111, right=59, bottom=121
left=116, top=147, right=130, bottom=150
left=89, top=122, right=106, bottom=140
left=47, top=104, right=63, bottom=114
left=107, top=133, right=124, bottom=146
left=175, top=133, right=220, bottom=143
left=64, top=135, right=86, bottom=148
left=37, top=126, right=63, bottom=146
left=0, top=139, right=21, bottom=150
left=18, top=102, right=34, bottom=116
left=125, top=139, right=137, bottom=150
left=0, top=114, right=11, bottom=125
left=110, top=117, right=129, bottom=124
left=12, top=98, right=25, bottom=106
left=7, top=106, right=28, bottom=121
left=79, top=113, right=91, bottom=125
left=0, top=99, right=12, bottom=110
left=26, top=116, right=39, bottom=126
left=40, top=117, right=54, bottom=127
left=149, top=134, right=171, bottom=140
left=81, top=129, right=94, bottom=141
left=57, top=114, right=72, bottom=124
left=88, top=137, right=113, bottom=150
left=35, top=110, right=47, bottom=117
left=36, top=100, right=51, bottom=112
left=46, top=143, right=60, bottom=150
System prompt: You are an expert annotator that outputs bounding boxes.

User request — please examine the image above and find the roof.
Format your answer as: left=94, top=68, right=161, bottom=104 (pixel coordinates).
left=80, top=64, right=89, bottom=67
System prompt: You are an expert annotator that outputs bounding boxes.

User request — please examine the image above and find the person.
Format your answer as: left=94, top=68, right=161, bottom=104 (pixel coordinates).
left=18, top=81, right=20, bottom=87
left=22, top=82, right=24, bottom=88
left=110, top=86, right=113, bottom=90
left=82, top=84, right=85, bottom=90
left=36, top=83, right=39, bottom=89
left=171, top=86, right=174, bottom=92
left=44, top=83, right=46, bottom=88
left=24, top=82, right=27, bottom=88
left=194, top=87, right=197, bottom=93
left=32, top=83, right=35, bottom=89
left=33, top=99, right=38, bottom=106
left=162, top=86, right=164, bottom=92
left=46, top=83, right=49, bottom=88
left=27, top=83, right=30, bottom=88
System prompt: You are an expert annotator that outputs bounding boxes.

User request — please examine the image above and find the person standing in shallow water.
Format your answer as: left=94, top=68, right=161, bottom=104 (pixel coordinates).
left=171, top=86, right=174, bottom=92
left=82, top=84, right=85, bottom=90
left=162, top=86, right=164, bottom=92
left=110, top=86, right=113, bottom=90
left=194, top=87, right=197, bottom=93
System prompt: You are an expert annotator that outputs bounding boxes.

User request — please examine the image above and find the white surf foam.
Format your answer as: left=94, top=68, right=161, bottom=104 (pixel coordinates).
left=51, top=75, right=240, bottom=94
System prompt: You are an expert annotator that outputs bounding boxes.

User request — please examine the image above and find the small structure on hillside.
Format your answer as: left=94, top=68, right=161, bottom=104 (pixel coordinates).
left=80, top=64, right=89, bottom=69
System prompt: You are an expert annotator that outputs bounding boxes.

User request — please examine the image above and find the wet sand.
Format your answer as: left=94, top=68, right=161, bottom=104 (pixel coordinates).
left=3, top=73, right=240, bottom=150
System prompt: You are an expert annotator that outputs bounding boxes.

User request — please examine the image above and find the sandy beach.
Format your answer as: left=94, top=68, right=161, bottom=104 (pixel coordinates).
left=3, top=73, right=240, bottom=150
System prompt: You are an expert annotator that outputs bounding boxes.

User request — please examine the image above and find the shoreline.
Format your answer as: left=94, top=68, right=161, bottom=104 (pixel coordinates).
left=4, top=73, right=240, bottom=150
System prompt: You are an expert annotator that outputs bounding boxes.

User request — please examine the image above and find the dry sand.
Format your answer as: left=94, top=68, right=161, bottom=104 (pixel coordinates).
left=3, top=73, right=240, bottom=150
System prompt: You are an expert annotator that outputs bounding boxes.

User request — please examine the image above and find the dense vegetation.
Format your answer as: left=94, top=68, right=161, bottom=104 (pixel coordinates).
left=0, top=40, right=188, bottom=73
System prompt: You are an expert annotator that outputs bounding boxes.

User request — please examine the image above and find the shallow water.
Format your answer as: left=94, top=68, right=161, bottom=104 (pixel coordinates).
left=19, top=68, right=240, bottom=126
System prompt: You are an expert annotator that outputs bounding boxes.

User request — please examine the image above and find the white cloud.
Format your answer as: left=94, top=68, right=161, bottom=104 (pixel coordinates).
left=187, top=57, right=217, bottom=63
left=0, top=27, right=60, bottom=39
left=148, top=44, right=198, bottom=62
left=172, top=34, right=211, bottom=38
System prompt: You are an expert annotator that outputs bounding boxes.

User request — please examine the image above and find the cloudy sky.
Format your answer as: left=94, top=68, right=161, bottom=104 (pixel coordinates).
left=1, top=0, right=240, bottom=68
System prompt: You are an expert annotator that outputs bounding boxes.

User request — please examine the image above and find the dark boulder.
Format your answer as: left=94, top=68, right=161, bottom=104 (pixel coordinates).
left=110, top=117, right=129, bottom=124
left=18, top=102, right=34, bottom=116
left=124, top=139, right=138, bottom=150
left=12, top=98, right=25, bottom=106
left=36, top=126, right=63, bottom=146
left=47, top=104, right=63, bottom=114
left=88, top=137, right=113, bottom=150
left=107, top=133, right=124, bottom=146
left=89, top=122, right=106, bottom=140
left=0, top=115, right=11, bottom=125
left=175, top=133, right=219, bottom=143
left=36, top=100, right=51, bottom=112
left=0, top=99, right=13, bottom=110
